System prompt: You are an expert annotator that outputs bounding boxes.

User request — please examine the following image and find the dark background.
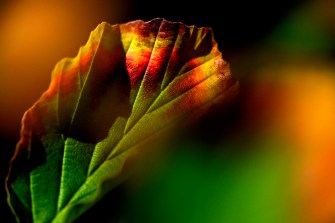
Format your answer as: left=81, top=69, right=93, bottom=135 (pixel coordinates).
left=0, top=0, right=311, bottom=222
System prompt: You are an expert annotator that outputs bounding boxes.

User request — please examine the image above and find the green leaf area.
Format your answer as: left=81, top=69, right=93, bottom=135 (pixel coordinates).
left=6, top=18, right=239, bottom=223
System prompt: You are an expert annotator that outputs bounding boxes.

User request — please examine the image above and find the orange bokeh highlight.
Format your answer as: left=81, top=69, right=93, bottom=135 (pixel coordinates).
left=243, top=62, right=335, bottom=223
left=0, top=0, right=128, bottom=139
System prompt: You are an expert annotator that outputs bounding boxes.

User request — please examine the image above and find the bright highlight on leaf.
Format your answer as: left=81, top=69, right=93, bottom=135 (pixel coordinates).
left=6, top=18, right=239, bottom=223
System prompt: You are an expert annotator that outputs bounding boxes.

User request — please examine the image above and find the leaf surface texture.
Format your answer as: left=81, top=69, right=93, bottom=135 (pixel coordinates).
left=6, top=18, right=239, bottom=223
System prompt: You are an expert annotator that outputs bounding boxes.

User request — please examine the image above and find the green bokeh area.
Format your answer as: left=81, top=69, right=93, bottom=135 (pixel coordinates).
left=124, top=139, right=298, bottom=223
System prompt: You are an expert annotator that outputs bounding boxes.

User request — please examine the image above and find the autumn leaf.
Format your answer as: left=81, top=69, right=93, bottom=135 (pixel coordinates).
left=6, top=18, right=239, bottom=223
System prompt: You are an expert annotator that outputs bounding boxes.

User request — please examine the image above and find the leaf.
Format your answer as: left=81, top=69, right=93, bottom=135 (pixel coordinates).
left=6, top=18, right=239, bottom=223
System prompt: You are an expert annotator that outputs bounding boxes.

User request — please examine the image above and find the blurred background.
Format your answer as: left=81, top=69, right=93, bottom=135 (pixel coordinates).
left=1, top=0, right=335, bottom=222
